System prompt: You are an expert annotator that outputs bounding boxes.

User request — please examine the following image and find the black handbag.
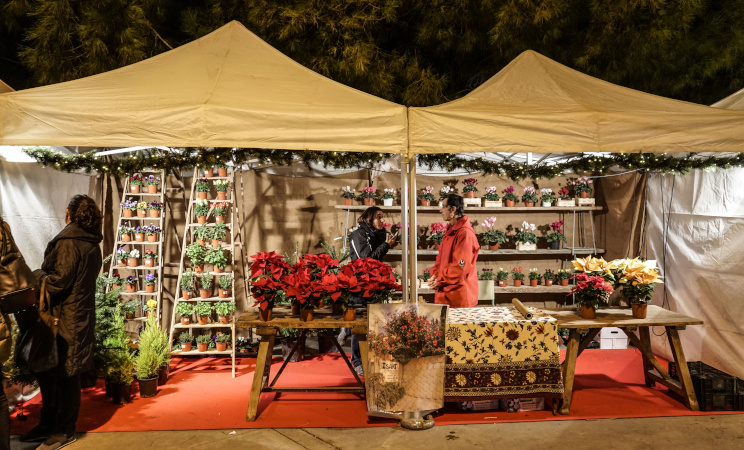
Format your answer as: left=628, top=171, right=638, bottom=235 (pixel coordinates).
left=0, top=217, right=38, bottom=314
left=14, top=277, right=60, bottom=373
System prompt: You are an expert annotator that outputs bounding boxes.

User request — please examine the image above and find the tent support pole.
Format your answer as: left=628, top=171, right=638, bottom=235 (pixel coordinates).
left=401, top=155, right=418, bottom=304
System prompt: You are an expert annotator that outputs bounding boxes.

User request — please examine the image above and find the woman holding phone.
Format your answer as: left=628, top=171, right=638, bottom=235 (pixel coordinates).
left=340, top=206, right=397, bottom=376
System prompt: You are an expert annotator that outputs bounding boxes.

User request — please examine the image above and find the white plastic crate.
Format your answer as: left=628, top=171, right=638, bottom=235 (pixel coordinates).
left=600, top=327, right=628, bottom=349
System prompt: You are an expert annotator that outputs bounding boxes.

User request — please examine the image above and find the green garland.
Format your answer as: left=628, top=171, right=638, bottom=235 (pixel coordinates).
left=23, top=147, right=744, bottom=180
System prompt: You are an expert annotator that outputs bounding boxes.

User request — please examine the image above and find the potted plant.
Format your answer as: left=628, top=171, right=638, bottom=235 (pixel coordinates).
left=135, top=201, right=148, bottom=218
left=116, top=247, right=128, bottom=266
left=179, top=332, right=194, bottom=351
left=420, top=268, right=432, bottom=289
left=496, top=267, right=509, bottom=287
left=521, top=186, right=538, bottom=207
left=528, top=268, right=541, bottom=287
left=419, top=186, right=436, bottom=206
left=118, top=225, right=134, bottom=242
left=546, top=220, right=567, bottom=250
left=215, top=163, right=229, bottom=177
left=108, top=272, right=123, bottom=290
left=570, top=272, right=614, bottom=319
left=194, top=198, right=210, bottom=224
left=212, top=202, right=229, bottom=224
left=358, top=186, right=377, bottom=206
left=617, top=258, right=663, bottom=318
left=142, top=249, right=157, bottom=268
left=127, top=248, right=140, bottom=267
left=340, top=186, right=356, bottom=205
left=195, top=177, right=211, bottom=199
left=462, top=178, right=478, bottom=198
left=122, top=298, right=139, bottom=318
left=186, top=242, right=206, bottom=272
left=145, top=298, right=157, bottom=317
left=143, top=273, right=157, bottom=293
left=199, top=273, right=212, bottom=299
left=215, top=333, right=231, bottom=351
left=478, top=268, right=494, bottom=300
left=557, top=188, right=573, bottom=207
left=203, top=166, right=214, bottom=177
left=502, top=186, right=518, bottom=207
left=205, top=247, right=228, bottom=273
left=511, top=267, right=525, bottom=287
left=211, top=223, right=227, bottom=247
left=214, top=179, right=230, bottom=200
left=106, top=349, right=135, bottom=404
left=439, top=185, right=455, bottom=200
left=124, top=275, right=138, bottom=294
left=540, top=188, right=556, bottom=207
left=381, top=188, right=396, bottom=206
left=135, top=315, right=165, bottom=397
left=427, top=222, right=447, bottom=250
left=218, top=274, right=232, bottom=298
left=195, top=301, right=212, bottom=325
left=145, top=224, right=161, bottom=242
left=194, top=223, right=212, bottom=245
left=480, top=216, right=508, bottom=251
left=514, top=221, right=538, bottom=250
left=144, top=175, right=160, bottom=194
left=180, top=271, right=196, bottom=299
left=133, top=225, right=145, bottom=242
left=571, top=176, right=593, bottom=198
left=195, top=334, right=211, bottom=352
left=557, top=269, right=572, bottom=286
left=176, top=302, right=194, bottom=325
left=121, top=198, right=137, bottom=217
left=129, top=175, right=143, bottom=193
left=250, top=251, right=292, bottom=321
left=543, top=269, right=556, bottom=286
left=148, top=200, right=163, bottom=218
left=215, top=301, right=236, bottom=324
left=483, top=186, right=501, bottom=207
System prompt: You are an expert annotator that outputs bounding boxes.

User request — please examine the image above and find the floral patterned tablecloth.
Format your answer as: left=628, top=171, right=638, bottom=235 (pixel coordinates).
left=444, top=306, right=563, bottom=398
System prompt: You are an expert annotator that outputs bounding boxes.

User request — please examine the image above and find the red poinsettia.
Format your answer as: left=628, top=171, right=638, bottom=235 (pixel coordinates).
left=250, top=251, right=292, bottom=310
left=569, top=272, right=614, bottom=309
left=343, top=258, right=401, bottom=302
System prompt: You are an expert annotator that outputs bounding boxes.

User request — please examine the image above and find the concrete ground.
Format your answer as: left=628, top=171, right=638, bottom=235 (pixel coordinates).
left=10, top=415, right=744, bottom=449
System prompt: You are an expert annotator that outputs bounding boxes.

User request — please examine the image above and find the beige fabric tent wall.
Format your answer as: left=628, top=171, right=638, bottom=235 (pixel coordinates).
left=0, top=21, right=407, bottom=152
left=408, top=50, right=744, bottom=155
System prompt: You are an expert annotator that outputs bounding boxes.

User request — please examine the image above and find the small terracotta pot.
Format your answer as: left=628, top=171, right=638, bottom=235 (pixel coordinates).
left=524, top=201, right=534, bottom=207
left=147, top=185, right=157, bottom=194
left=194, top=265, right=204, bottom=274
left=259, top=308, right=272, bottom=322
left=126, top=284, right=136, bottom=293
left=198, top=316, right=209, bottom=325
left=127, top=258, right=138, bottom=267
left=196, top=239, right=206, bottom=246
left=421, top=200, right=431, bottom=207
left=301, top=309, right=314, bottom=322
left=135, top=233, right=144, bottom=242
left=204, top=169, right=214, bottom=177
left=291, top=303, right=300, bottom=316
left=111, top=284, right=120, bottom=290
left=580, top=304, right=596, bottom=319
left=513, top=280, right=522, bottom=287
left=123, top=209, right=134, bottom=217
left=181, top=316, right=191, bottom=325
left=125, top=313, right=135, bottom=319
left=137, top=210, right=146, bottom=218
left=363, top=198, right=374, bottom=206
left=199, top=289, right=210, bottom=299
left=560, top=279, right=569, bottom=286
left=216, top=342, right=227, bottom=352
left=219, top=289, right=229, bottom=299
left=197, top=343, right=208, bottom=352
left=182, top=290, right=193, bottom=300
left=465, top=191, right=475, bottom=198
left=343, top=308, right=357, bottom=321
left=131, top=185, right=140, bottom=193
left=198, top=192, right=208, bottom=200
left=145, top=284, right=155, bottom=293
left=488, top=243, right=499, bottom=251
left=218, top=168, right=228, bottom=177
left=149, top=209, right=160, bottom=218
left=217, top=191, right=227, bottom=200
left=121, top=234, right=131, bottom=242
left=505, top=200, right=515, bottom=207
left=147, top=234, right=157, bottom=242
left=545, top=279, right=553, bottom=286
left=197, top=216, right=207, bottom=224
left=215, top=216, right=224, bottom=224
left=214, top=266, right=224, bottom=274
left=631, top=303, right=648, bottom=319
left=117, top=259, right=125, bottom=267
left=344, top=198, right=353, bottom=205
left=211, top=239, right=221, bottom=248
left=497, top=280, right=505, bottom=287
left=580, top=192, right=589, bottom=198
left=530, top=279, right=538, bottom=287
left=219, top=315, right=230, bottom=324
left=181, top=342, right=192, bottom=352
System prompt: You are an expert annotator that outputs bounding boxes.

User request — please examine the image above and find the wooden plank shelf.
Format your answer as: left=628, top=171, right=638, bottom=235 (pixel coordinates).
left=335, top=205, right=603, bottom=212
left=170, top=349, right=233, bottom=356
left=418, top=286, right=572, bottom=295
left=388, top=248, right=604, bottom=256
left=173, top=323, right=234, bottom=329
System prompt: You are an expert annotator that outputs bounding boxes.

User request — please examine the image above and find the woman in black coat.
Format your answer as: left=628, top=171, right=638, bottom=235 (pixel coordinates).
left=20, top=195, right=102, bottom=448
left=342, top=206, right=396, bottom=376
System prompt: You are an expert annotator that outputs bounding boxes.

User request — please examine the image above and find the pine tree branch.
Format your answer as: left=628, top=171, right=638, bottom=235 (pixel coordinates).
left=148, top=24, right=172, bottom=50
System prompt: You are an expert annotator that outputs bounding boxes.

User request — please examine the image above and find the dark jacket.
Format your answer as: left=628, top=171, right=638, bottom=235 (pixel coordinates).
left=34, top=223, right=102, bottom=376
left=349, top=223, right=388, bottom=262
left=0, top=218, right=13, bottom=364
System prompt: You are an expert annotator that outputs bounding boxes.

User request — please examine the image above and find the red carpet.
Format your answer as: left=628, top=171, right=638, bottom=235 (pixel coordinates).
left=10, top=349, right=741, bottom=432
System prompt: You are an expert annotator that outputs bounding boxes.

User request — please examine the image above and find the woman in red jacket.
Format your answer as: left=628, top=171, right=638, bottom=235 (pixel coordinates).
left=429, top=194, right=480, bottom=308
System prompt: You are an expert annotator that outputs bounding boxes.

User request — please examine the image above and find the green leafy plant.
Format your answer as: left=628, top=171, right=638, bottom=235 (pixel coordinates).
left=213, top=179, right=229, bottom=192
left=546, top=220, right=567, bottom=243
left=421, top=268, right=431, bottom=282
left=212, top=223, right=228, bottom=240
left=200, top=273, right=212, bottom=290
left=195, top=301, right=212, bottom=317
left=419, top=186, right=436, bottom=202
left=557, top=269, right=573, bottom=280
left=175, top=302, right=194, bottom=317
left=194, top=224, right=212, bottom=240
left=502, top=186, right=518, bottom=202
left=511, top=267, right=525, bottom=281
left=195, top=334, right=211, bottom=344
left=528, top=268, right=541, bottom=281
left=540, top=188, right=556, bottom=203
left=358, top=186, right=377, bottom=199
left=194, top=199, right=210, bottom=217
left=195, top=178, right=210, bottom=192
left=514, top=221, right=538, bottom=244
left=483, top=186, right=500, bottom=201
left=212, top=202, right=229, bottom=216
left=571, top=177, right=593, bottom=195
left=480, top=216, right=508, bottom=244
left=180, top=271, right=196, bottom=291
left=479, top=268, right=494, bottom=280
left=214, top=301, right=236, bottom=316
left=135, top=315, right=169, bottom=379
left=462, top=178, right=478, bottom=193
left=205, top=247, right=228, bottom=269
left=178, top=332, right=193, bottom=344
left=121, top=299, right=139, bottom=314
left=218, top=274, right=233, bottom=290
left=521, top=186, right=538, bottom=203
left=215, top=334, right=231, bottom=343
left=186, top=242, right=206, bottom=266
left=543, top=269, right=556, bottom=281
left=496, top=268, right=509, bottom=281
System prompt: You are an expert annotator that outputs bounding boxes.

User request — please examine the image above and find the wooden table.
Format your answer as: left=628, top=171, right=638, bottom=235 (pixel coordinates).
left=546, top=306, right=704, bottom=415
left=235, top=307, right=369, bottom=421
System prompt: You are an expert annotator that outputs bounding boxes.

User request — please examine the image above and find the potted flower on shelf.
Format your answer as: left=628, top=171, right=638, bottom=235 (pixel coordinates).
left=108, top=272, right=123, bottom=290
left=571, top=176, right=593, bottom=199
left=144, top=175, right=160, bottom=194
left=420, top=268, right=432, bottom=289
left=540, top=188, right=556, bottom=207
left=215, top=301, right=236, bottom=324
left=218, top=274, right=232, bottom=298
left=194, top=198, right=210, bottom=224
left=143, top=249, right=157, bottom=267
left=358, top=186, right=377, bottom=206
left=514, top=221, right=538, bottom=251
left=462, top=178, right=479, bottom=198
left=483, top=186, right=501, bottom=207
left=186, top=242, right=206, bottom=273
left=570, top=272, right=613, bottom=319
left=176, top=302, right=194, bottom=325
left=145, top=299, right=157, bottom=317
left=572, top=256, right=615, bottom=285
left=205, top=247, right=228, bottom=273
left=195, top=334, right=211, bottom=352
left=286, top=253, right=341, bottom=321
left=194, top=223, right=212, bottom=245
left=250, top=251, right=292, bottom=321
left=215, top=163, right=229, bottom=177
left=135, top=201, right=148, bottom=218
left=439, top=185, right=455, bottom=200
left=419, top=186, right=436, bottom=206
left=528, top=268, right=541, bottom=287
left=116, top=247, right=128, bottom=266
left=133, top=225, right=145, bottom=242
left=546, top=220, right=567, bottom=250
left=617, top=258, right=663, bottom=318
left=211, top=223, right=227, bottom=248
left=195, top=178, right=211, bottom=199
left=122, top=298, right=139, bottom=318
left=179, top=332, right=194, bottom=352
left=511, top=267, right=525, bottom=287
left=212, top=202, right=229, bottom=224
left=180, top=271, right=196, bottom=299
left=427, top=222, right=447, bottom=250
left=121, top=199, right=137, bottom=217
left=502, top=186, right=518, bottom=207
left=118, top=225, right=134, bottom=242
left=480, top=216, right=508, bottom=251
left=199, top=273, right=212, bottom=299
left=557, top=188, right=573, bottom=207
left=496, top=268, right=509, bottom=287
left=129, top=175, right=143, bottom=193
left=148, top=200, right=163, bottom=218
left=543, top=269, right=555, bottom=286
left=215, top=334, right=230, bottom=352
left=195, top=301, right=212, bottom=325
left=381, top=188, right=396, bottom=206
left=145, top=225, right=161, bottom=243
left=214, top=179, right=230, bottom=200
left=521, top=186, right=538, bottom=207
left=557, top=269, right=572, bottom=286
left=127, top=248, right=140, bottom=267
left=340, top=186, right=356, bottom=205
left=143, top=273, right=157, bottom=293
left=478, top=268, right=494, bottom=300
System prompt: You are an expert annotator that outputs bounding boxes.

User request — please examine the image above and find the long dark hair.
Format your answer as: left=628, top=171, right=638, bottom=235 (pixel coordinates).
left=67, top=195, right=102, bottom=231
left=357, top=206, right=382, bottom=229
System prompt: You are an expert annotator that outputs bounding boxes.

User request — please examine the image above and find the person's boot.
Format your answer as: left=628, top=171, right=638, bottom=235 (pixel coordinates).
left=19, top=424, right=52, bottom=443
left=36, top=432, right=77, bottom=450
